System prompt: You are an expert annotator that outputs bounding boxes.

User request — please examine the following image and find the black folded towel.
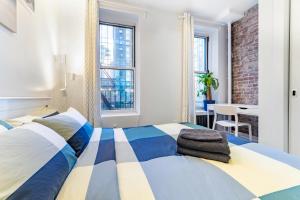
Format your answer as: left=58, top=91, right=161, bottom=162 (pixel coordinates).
left=179, top=129, right=223, bottom=142
left=177, top=131, right=230, bottom=155
left=177, top=146, right=231, bottom=163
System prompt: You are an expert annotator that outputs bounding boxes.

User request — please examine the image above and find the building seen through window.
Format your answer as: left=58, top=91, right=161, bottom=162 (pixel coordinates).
left=100, top=23, right=135, bottom=111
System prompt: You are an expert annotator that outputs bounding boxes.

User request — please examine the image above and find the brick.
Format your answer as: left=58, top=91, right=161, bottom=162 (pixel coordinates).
left=232, top=4, right=259, bottom=136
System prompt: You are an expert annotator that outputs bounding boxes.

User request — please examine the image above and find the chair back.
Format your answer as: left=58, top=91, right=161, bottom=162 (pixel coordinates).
left=214, top=105, right=237, bottom=116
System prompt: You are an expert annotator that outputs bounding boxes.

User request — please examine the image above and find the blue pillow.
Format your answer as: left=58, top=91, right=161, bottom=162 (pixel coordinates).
left=0, top=123, right=77, bottom=199
left=0, top=120, right=13, bottom=132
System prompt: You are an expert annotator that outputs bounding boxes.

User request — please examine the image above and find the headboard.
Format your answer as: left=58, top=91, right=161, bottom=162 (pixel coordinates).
left=0, top=97, right=52, bottom=119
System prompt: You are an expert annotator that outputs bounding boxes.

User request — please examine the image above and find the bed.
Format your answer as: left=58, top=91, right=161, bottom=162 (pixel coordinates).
left=57, top=123, right=300, bottom=200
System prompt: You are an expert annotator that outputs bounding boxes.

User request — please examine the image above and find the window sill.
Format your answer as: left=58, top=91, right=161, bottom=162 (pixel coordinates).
left=101, top=112, right=140, bottom=118
left=196, top=109, right=207, bottom=116
left=195, top=109, right=215, bottom=116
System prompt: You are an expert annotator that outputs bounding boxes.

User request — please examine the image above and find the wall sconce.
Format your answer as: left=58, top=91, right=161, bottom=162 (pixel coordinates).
left=54, top=54, right=67, bottom=94
left=53, top=55, right=78, bottom=97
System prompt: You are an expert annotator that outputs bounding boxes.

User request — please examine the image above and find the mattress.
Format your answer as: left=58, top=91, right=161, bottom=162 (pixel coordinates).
left=58, top=123, right=300, bottom=200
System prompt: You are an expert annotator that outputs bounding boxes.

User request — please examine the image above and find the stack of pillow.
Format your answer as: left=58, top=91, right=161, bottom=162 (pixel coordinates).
left=0, top=107, right=94, bottom=200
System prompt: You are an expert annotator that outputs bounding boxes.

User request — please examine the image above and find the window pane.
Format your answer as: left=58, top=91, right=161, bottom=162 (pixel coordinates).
left=100, top=24, right=133, bottom=67
left=194, top=37, right=207, bottom=72
left=195, top=75, right=205, bottom=110
left=100, top=69, right=134, bottom=111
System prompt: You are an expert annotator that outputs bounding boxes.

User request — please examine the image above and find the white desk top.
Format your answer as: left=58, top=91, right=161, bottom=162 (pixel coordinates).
left=207, top=104, right=259, bottom=116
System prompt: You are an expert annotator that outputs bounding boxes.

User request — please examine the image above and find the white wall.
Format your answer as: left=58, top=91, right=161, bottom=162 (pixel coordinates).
left=217, top=26, right=228, bottom=103
left=289, top=0, right=300, bottom=156
left=0, top=0, right=229, bottom=128
left=259, top=0, right=290, bottom=151
left=55, top=2, right=228, bottom=128
left=55, top=3, right=184, bottom=127
left=0, top=0, right=59, bottom=98
left=137, top=9, right=182, bottom=126
left=99, top=7, right=228, bottom=127
left=54, top=0, right=86, bottom=113
left=101, top=8, right=183, bottom=127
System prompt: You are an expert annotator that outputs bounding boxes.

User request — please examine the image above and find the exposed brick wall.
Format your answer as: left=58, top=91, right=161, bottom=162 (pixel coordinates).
left=239, top=115, right=258, bottom=137
left=232, top=4, right=259, bottom=137
left=232, top=4, right=258, bottom=105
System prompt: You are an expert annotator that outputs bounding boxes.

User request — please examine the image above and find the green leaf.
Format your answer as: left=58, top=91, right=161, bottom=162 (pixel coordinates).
left=195, top=72, right=219, bottom=97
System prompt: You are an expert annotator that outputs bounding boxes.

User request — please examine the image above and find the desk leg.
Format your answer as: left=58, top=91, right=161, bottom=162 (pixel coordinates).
left=207, top=111, right=210, bottom=128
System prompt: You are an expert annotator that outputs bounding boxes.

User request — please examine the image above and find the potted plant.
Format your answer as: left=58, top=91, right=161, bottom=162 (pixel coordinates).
left=197, top=72, right=219, bottom=111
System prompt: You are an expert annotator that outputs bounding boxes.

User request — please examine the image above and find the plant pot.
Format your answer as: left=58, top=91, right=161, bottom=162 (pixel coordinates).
left=203, top=100, right=216, bottom=111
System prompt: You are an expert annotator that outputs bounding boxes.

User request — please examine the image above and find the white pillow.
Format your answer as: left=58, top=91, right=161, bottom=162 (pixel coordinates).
left=6, top=115, right=41, bottom=127
left=66, top=107, right=88, bottom=126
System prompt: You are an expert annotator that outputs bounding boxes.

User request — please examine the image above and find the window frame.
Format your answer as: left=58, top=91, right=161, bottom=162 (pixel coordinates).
left=193, top=35, right=209, bottom=74
left=99, top=21, right=137, bottom=114
left=194, top=35, right=209, bottom=110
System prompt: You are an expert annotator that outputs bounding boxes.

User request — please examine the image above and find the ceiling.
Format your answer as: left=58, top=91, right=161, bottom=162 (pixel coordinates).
left=108, top=0, right=258, bottom=22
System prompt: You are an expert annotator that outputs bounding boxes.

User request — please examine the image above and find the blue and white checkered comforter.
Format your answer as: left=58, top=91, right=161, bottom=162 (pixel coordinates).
left=58, top=123, right=300, bottom=200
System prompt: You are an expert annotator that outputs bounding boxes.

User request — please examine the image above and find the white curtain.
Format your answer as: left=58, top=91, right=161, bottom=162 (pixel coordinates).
left=84, top=0, right=100, bottom=126
left=181, top=12, right=195, bottom=123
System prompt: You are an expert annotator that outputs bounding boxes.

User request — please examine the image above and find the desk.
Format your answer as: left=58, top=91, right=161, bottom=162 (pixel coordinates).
left=206, top=104, right=259, bottom=128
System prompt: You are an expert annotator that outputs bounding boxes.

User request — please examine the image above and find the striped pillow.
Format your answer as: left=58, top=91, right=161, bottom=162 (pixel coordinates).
left=0, top=123, right=77, bottom=199
left=33, top=108, right=94, bottom=157
left=0, top=120, right=13, bottom=133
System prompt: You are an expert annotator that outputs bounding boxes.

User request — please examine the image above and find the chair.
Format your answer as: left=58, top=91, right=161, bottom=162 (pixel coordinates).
left=212, top=105, right=252, bottom=141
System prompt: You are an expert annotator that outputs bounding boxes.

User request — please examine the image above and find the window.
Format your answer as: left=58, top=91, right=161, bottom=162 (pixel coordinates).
left=194, top=36, right=209, bottom=110
left=100, top=22, right=135, bottom=112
